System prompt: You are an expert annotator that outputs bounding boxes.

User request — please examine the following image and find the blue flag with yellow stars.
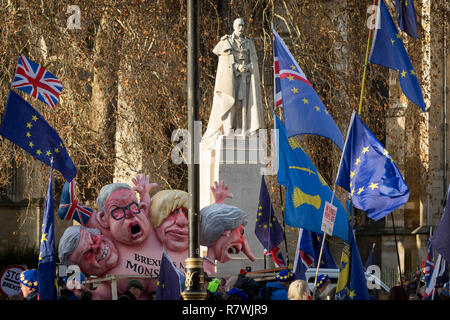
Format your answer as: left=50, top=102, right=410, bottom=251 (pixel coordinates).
left=255, top=175, right=284, bottom=252
left=37, top=166, right=58, bottom=300
left=335, top=211, right=371, bottom=300
left=273, top=28, right=344, bottom=150
left=275, top=115, right=349, bottom=242
left=396, top=0, right=418, bottom=39
left=0, top=90, right=76, bottom=182
left=155, top=251, right=181, bottom=300
left=335, top=111, right=410, bottom=221
left=370, top=0, right=425, bottom=111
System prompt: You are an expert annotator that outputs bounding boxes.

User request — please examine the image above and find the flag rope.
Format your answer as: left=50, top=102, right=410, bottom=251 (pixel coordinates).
left=358, top=0, right=377, bottom=115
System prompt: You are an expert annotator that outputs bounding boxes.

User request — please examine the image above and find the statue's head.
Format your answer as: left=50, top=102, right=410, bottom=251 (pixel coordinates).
left=233, top=18, right=245, bottom=36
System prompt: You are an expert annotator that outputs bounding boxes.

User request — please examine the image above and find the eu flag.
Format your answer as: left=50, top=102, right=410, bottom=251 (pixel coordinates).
left=293, top=228, right=337, bottom=280
left=431, top=187, right=450, bottom=264
left=276, top=115, right=349, bottom=242
left=335, top=111, right=410, bottom=220
left=37, top=166, right=57, bottom=300
left=273, top=28, right=344, bottom=150
left=396, top=0, right=418, bottom=39
left=255, top=175, right=284, bottom=252
left=370, top=0, right=425, bottom=111
left=155, top=251, right=181, bottom=300
left=0, top=90, right=76, bottom=182
left=335, top=220, right=371, bottom=300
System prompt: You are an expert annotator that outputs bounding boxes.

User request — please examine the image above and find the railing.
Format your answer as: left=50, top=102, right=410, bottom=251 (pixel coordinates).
left=85, top=274, right=155, bottom=300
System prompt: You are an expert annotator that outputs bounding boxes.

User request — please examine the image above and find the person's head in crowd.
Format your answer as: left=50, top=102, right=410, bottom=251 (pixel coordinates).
left=396, top=275, right=409, bottom=289
left=126, top=279, right=145, bottom=299
left=96, top=183, right=150, bottom=245
left=435, top=275, right=449, bottom=297
left=276, top=269, right=295, bottom=289
left=226, top=287, right=248, bottom=300
left=288, top=279, right=311, bottom=300
left=150, top=190, right=189, bottom=252
left=388, top=285, right=409, bottom=300
left=58, top=225, right=119, bottom=276
left=315, top=274, right=330, bottom=294
left=19, top=270, right=38, bottom=299
left=439, top=282, right=450, bottom=301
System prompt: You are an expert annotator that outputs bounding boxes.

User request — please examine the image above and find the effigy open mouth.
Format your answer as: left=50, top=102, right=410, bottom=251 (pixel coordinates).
left=228, top=244, right=241, bottom=255
left=129, top=222, right=143, bottom=239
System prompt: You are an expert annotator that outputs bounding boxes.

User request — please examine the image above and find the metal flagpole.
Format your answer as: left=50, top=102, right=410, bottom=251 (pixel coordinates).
left=390, top=213, right=403, bottom=287
left=181, top=0, right=206, bottom=300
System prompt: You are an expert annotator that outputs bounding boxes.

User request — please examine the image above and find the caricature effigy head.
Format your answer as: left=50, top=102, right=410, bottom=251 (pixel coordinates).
left=150, top=190, right=189, bottom=253
left=96, top=183, right=150, bottom=245
left=58, top=225, right=119, bottom=277
left=200, top=203, right=256, bottom=263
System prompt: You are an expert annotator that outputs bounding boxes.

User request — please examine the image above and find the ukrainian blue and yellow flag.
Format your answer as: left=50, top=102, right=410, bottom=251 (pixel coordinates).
left=335, top=204, right=371, bottom=300
left=276, top=115, right=349, bottom=242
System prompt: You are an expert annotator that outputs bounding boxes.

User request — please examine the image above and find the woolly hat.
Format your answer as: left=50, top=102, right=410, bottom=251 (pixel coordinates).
left=315, top=274, right=330, bottom=288
left=276, top=269, right=294, bottom=282
left=20, top=270, right=38, bottom=289
left=228, top=287, right=248, bottom=300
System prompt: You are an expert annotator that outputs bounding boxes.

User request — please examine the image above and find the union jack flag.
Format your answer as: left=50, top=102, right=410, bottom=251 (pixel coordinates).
left=423, top=230, right=435, bottom=287
left=11, top=55, right=62, bottom=109
left=57, top=180, right=93, bottom=225
left=273, top=56, right=283, bottom=107
left=264, top=246, right=285, bottom=268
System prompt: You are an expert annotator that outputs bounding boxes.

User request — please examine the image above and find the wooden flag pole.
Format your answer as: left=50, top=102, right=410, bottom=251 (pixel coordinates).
left=312, top=186, right=337, bottom=299
left=358, top=0, right=377, bottom=115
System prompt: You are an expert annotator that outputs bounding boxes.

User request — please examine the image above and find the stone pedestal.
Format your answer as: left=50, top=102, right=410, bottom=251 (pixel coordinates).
left=200, top=135, right=268, bottom=277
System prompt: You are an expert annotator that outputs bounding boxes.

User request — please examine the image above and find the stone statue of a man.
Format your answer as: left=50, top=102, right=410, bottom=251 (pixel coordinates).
left=203, top=18, right=263, bottom=143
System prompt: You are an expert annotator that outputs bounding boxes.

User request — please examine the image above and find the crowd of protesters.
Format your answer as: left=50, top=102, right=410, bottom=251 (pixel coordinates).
left=5, top=266, right=450, bottom=301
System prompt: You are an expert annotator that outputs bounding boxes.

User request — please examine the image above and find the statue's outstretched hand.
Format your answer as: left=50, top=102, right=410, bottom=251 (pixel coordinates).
left=211, top=180, right=233, bottom=204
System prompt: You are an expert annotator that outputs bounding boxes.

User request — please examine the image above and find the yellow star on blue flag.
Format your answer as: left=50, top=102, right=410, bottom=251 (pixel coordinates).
left=0, top=90, right=77, bottom=182
left=37, top=165, right=57, bottom=300
left=336, top=111, right=410, bottom=220
left=155, top=251, right=181, bottom=300
left=370, top=0, right=425, bottom=111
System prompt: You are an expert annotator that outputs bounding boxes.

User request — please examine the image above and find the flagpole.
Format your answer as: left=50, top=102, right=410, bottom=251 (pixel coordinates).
left=358, top=0, right=377, bottom=115
left=312, top=186, right=336, bottom=298
left=278, top=186, right=290, bottom=268
left=391, top=213, right=403, bottom=287
left=272, top=22, right=291, bottom=269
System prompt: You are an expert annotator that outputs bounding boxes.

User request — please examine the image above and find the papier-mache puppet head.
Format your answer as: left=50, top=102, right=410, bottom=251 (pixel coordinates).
left=200, top=203, right=256, bottom=264
left=95, top=183, right=151, bottom=245
left=150, top=190, right=189, bottom=253
left=58, top=225, right=119, bottom=277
